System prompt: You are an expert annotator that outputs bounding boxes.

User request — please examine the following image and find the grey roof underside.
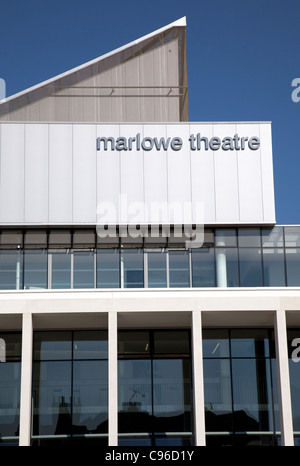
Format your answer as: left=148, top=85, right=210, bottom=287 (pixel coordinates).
left=0, top=18, right=188, bottom=123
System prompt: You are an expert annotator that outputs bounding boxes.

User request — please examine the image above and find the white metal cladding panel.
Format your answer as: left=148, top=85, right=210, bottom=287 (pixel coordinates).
left=119, top=125, right=144, bottom=223
left=49, top=124, right=73, bottom=223
left=143, top=125, right=168, bottom=223
left=96, top=125, right=120, bottom=224
left=0, top=122, right=275, bottom=226
left=236, top=123, right=263, bottom=222
left=72, top=125, right=97, bottom=223
left=214, top=124, right=240, bottom=223
left=24, top=124, right=49, bottom=223
left=190, top=124, right=216, bottom=224
left=167, top=124, right=192, bottom=224
left=0, top=123, right=25, bottom=222
left=259, top=124, right=276, bottom=223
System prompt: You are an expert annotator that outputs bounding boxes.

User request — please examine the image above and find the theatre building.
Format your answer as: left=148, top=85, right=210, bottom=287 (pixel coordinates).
left=0, top=17, right=300, bottom=447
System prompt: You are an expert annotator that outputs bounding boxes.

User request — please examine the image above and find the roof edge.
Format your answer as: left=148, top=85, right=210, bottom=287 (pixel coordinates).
left=0, top=17, right=187, bottom=105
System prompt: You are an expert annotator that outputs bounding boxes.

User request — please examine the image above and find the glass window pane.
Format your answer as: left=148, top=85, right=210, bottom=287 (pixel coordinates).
left=121, top=249, right=144, bottom=288
left=284, top=226, right=300, bottom=247
left=118, top=332, right=150, bottom=356
left=73, top=331, right=108, bottom=359
left=0, top=333, right=22, bottom=362
left=215, top=229, right=237, bottom=247
left=263, top=248, right=286, bottom=286
left=216, top=248, right=239, bottom=287
left=239, top=248, right=263, bottom=287
left=118, top=360, right=152, bottom=433
left=154, top=331, right=190, bottom=355
left=0, top=250, right=23, bottom=290
left=287, top=330, right=300, bottom=431
left=153, top=359, right=192, bottom=433
left=262, top=227, right=284, bottom=247
left=24, top=250, right=47, bottom=290
left=285, top=249, right=300, bottom=286
left=192, top=248, right=215, bottom=287
left=33, top=332, right=72, bottom=361
left=51, top=251, right=71, bottom=289
left=147, top=251, right=167, bottom=288
left=32, top=361, right=72, bottom=436
left=202, top=329, right=230, bottom=358
left=97, top=249, right=119, bottom=288
left=72, top=360, right=108, bottom=433
left=169, top=251, right=190, bottom=288
left=230, top=329, right=270, bottom=358
left=203, top=358, right=232, bottom=432
left=238, top=229, right=261, bottom=247
left=231, top=359, right=274, bottom=432
left=0, top=362, right=21, bottom=437
left=73, top=251, right=95, bottom=289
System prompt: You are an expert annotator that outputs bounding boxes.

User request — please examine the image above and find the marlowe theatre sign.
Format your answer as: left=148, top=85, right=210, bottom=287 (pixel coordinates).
left=96, top=132, right=260, bottom=152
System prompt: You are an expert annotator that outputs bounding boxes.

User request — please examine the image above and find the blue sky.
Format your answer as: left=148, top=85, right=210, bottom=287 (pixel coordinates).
left=0, top=0, right=299, bottom=225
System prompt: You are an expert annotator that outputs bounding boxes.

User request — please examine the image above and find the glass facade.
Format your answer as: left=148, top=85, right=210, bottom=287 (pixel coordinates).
left=0, top=333, right=22, bottom=446
left=203, top=329, right=280, bottom=446
left=31, top=331, right=108, bottom=446
left=118, top=330, right=193, bottom=446
left=287, top=329, right=300, bottom=444
left=1, top=226, right=300, bottom=290
left=1, top=327, right=300, bottom=446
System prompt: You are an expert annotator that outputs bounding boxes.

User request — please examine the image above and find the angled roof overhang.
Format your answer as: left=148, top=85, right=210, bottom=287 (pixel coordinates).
left=0, top=17, right=188, bottom=122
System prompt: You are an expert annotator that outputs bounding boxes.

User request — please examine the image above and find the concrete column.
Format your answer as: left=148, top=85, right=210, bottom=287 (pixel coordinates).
left=216, top=244, right=227, bottom=288
left=274, top=310, right=294, bottom=446
left=192, top=310, right=206, bottom=445
left=19, top=312, right=33, bottom=446
left=108, top=310, right=118, bottom=446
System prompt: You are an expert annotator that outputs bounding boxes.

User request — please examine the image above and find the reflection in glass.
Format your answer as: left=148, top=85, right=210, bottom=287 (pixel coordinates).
left=202, top=329, right=230, bottom=358
left=118, top=360, right=152, bottom=433
left=215, top=229, right=237, bottom=247
left=121, top=249, right=144, bottom=288
left=97, top=249, right=119, bottom=288
left=147, top=251, right=167, bottom=288
left=230, top=329, right=270, bottom=358
left=73, top=360, right=108, bottom=433
left=169, top=251, right=190, bottom=287
left=33, top=332, right=72, bottom=361
left=32, top=361, right=72, bottom=436
left=262, top=227, right=284, bottom=247
left=24, top=250, right=47, bottom=289
left=154, top=331, right=190, bottom=355
left=51, top=251, right=71, bottom=289
left=0, top=362, right=21, bottom=439
left=285, top=249, right=300, bottom=286
left=238, top=229, right=261, bottom=247
left=153, top=359, right=191, bottom=433
left=284, top=226, right=300, bottom=247
left=263, top=248, right=286, bottom=286
left=73, top=252, right=94, bottom=288
left=239, top=248, right=263, bottom=287
left=287, top=329, right=300, bottom=432
left=231, top=358, right=273, bottom=432
left=118, top=332, right=150, bottom=356
left=0, top=250, right=23, bottom=290
left=73, top=331, right=108, bottom=360
left=203, top=359, right=232, bottom=432
left=32, top=331, right=108, bottom=440
left=192, top=248, right=214, bottom=287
